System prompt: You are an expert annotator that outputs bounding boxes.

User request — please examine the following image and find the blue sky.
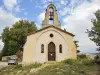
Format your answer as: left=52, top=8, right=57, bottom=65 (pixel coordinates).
left=0, top=0, right=100, bottom=53
left=0, top=0, right=92, bottom=27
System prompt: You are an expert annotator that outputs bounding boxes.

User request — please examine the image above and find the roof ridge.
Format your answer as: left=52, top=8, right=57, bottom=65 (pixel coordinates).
left=28, top=25, right=75, bottom=36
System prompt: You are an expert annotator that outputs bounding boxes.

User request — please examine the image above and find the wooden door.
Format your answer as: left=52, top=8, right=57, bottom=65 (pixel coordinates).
left=48, top=42, right=55, bottom=61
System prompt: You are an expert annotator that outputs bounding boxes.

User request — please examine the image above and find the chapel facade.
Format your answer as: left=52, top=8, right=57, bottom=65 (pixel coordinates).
left=22, top=4, right=77, bottom=65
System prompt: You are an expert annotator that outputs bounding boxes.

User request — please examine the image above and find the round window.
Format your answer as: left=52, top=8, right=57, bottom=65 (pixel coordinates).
left=50, top=34, right=53, bottom=38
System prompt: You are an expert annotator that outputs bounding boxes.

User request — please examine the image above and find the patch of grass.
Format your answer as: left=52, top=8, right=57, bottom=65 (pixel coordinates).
left=0, top=58, right=99, bottom=75
left=35, top=58, right=99, bottom=75
left=61, top=59, right=77, bottom=65
left=14, top=64, right=22, bottom=70
left=23, top=63, right=42, bottom=69
left=0, top=63, right=42, bottom=75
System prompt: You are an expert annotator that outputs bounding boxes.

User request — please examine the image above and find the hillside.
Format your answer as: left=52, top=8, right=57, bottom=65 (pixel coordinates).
left=0, top=57, right=100, bottom=75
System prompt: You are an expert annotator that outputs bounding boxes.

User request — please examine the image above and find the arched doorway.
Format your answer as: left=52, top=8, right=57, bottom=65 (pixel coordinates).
left=48, top=42, right=56, bottom=61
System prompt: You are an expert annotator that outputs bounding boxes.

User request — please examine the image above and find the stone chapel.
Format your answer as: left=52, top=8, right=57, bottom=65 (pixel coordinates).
left=22, top=4, right=77, bottom=65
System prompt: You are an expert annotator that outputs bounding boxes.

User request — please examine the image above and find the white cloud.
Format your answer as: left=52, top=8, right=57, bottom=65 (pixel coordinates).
left=37, top=12, right=45, bottom=29
left=59, top=7, right=73, bottom=16
left=3, top=0, right=22, bottom=12
left=38, top=12, right=45, bottom=23
left=60, top=0, right=65, bottom=5
left=62, top=0, right=100, bottom=53
left=0, top=7, right=20, bottom=26
left=15, top=5, right=21, bottom=12
left=3, top=0, right=18, bottom=11
left=41, top=0, right=53, bottom=4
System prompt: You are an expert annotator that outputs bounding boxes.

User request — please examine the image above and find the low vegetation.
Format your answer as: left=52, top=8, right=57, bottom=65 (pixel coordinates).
left=0, top=56, right=100, bottom=75
left=0, top=63, right=42, bottom=75
left=94, top=53, right=100, bottom=65
left=36, top=58, right=100, bottom=75
left=0, top=52, right=2, bottom=61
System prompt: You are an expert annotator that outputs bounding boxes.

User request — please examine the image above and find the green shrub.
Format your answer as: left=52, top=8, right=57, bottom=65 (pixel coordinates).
left=0, top=53, right=2, bottom=61
left=7, top=57, right=11, bottom=60
left=94, top=54, right=100, bottom=65
left=78, top=54, right=87, bottom=59
left=82, top=59, right=94, bottom=66
left=62, top=59, right=77, bottom=65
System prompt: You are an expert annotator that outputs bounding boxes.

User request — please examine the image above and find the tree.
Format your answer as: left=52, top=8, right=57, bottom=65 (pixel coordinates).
left=2, top=27, right=10, bottom=56
left=0, top=36, right=1, bottom=39
left=87, top=10, right=100, bottom=65
left=77, top=50, right=80, bottom=53
left=2, top=20, right=37, bottom=56
left=74, top=41, right=79, bottom=48
left=87, top=10, right=100, bottom=52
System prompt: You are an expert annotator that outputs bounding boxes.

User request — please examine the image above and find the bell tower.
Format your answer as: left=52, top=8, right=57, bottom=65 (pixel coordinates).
left=42, top=4, right=61, bottom=28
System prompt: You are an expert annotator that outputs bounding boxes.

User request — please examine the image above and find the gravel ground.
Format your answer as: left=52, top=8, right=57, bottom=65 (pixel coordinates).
left=0, top=62, right=8, bottom=69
